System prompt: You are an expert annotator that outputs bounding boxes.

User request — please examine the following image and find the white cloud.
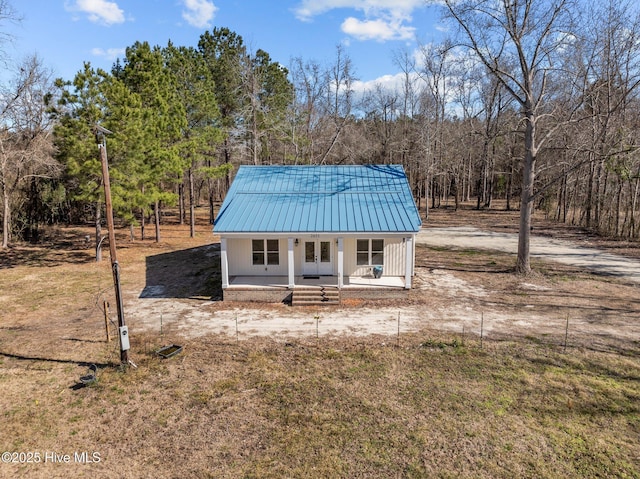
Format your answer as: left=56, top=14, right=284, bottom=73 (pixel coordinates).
left=341, top=17, right=415, bottom=41
left=91, top=47, right=126, bottom=60
left=294, top=0, right=424, bottom=42
left=294, top=0, right=424, bottom=21
left=181, top=0, right=217, bottom=29
left=66, top=0, right=125, bottom=25
left=353, top=72, right=415, bottom=96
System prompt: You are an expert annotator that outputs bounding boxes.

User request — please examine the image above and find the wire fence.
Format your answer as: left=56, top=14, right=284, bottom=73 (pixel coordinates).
left=107, top=307, right=639, bottom=360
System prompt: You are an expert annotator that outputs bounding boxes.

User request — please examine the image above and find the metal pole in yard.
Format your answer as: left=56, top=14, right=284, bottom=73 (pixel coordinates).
left=103, top=299, right=110, bottom=342
left=563, top=314, right=569, bottom=353
left=96, top=125, right=129, bottom=365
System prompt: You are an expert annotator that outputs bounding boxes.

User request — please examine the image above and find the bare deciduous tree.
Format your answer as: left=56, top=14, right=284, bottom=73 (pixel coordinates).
left=442, top=0, right=576, bottom=274
left=0, top=0, right=20, bottom=64
left=319, top=45, right=356, bottom=164
left=0, top=55, right=60, bottom=247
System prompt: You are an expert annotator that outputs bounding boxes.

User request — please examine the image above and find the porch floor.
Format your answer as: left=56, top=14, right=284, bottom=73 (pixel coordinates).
left=226, top=275, right=406, bottom=290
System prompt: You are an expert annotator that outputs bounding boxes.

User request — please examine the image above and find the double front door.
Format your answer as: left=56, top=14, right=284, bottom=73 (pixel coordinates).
left=303, top=239, right=333, bottom=276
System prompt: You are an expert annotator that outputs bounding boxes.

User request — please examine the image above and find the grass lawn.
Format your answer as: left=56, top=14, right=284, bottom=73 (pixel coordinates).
left=1, top=333, right=639, bottom=478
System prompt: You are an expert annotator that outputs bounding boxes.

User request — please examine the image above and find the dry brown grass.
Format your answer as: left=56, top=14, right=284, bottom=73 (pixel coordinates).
left=0, top=333, right=638, bottom=478
left=0, top=205, right=639, bottom=478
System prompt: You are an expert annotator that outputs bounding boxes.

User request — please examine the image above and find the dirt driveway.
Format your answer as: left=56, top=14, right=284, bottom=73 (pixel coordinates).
left=128, top=226, right=640, bottom=350
left=417, top=227, right=640, bottom=283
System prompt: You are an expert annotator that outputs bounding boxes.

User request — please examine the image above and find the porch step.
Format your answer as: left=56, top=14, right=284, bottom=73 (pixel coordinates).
left=291, top=286, right=340, bottom=306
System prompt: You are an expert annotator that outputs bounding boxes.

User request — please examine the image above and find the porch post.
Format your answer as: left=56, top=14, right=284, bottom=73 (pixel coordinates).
left=337, top=237, right=344, bottom=289
left=404, top=235, right=413, bottom=289
left=287, top=237, right=295, bottom=288
left=220, top=237, right=229, bottom=289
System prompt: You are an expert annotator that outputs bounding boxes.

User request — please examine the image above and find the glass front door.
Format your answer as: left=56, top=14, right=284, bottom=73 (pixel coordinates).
left=303, top=240, right=333, bottom=275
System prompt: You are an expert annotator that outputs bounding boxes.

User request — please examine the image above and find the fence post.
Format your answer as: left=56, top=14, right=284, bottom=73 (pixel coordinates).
left=103, top=300, right=111, bottom=342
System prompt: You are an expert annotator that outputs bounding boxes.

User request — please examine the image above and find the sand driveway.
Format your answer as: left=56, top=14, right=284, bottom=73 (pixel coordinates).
left=417, top=227, right=640, bottom=284
left=127, top=226, right=640, bottom=347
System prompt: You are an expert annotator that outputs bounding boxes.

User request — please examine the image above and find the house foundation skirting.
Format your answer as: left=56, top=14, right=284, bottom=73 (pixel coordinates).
left=223, top=288, right=409, bottom=303
left=222, top=276, right=409, bottom=303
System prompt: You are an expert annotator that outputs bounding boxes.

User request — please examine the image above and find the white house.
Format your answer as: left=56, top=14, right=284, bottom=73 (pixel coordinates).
left=213, top=164, right=422, bottom=302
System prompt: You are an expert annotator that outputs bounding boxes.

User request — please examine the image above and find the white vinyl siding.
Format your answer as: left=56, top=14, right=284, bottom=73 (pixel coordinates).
left=225, top=235, right=410, bottom=278
left=228, top=238, right=287, bottom=276
left=344, top=236, right=405, bottom=277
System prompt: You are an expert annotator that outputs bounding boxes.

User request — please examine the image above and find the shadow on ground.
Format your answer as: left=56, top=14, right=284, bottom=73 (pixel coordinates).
left=140, top=243, right=221, bottom=300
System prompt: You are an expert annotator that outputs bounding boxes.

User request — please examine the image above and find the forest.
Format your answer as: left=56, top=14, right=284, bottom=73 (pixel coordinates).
left=1, top=0, right=640, bottom=273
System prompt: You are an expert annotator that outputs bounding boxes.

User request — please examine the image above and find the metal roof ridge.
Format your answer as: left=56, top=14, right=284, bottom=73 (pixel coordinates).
left=234, top=190, right=404, bottom=194
left=236, top=164, right=405, bottom=168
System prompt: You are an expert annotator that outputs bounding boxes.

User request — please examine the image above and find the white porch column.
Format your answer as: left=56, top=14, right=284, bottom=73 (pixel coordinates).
left=337, top=237, right=344, bottom=289
left=404, top=235, right=413, bottom=289
left=287, top=237, right=295, bottom=288
left=220, top=237, right=229, bottom=289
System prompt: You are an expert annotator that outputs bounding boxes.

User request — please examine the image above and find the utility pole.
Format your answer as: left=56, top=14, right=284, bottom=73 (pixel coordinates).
left=96, top=125, right=130, bottom=364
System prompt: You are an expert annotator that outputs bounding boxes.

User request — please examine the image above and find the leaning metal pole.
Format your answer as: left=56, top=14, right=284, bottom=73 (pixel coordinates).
left=98, top=133, right=129, bottom=364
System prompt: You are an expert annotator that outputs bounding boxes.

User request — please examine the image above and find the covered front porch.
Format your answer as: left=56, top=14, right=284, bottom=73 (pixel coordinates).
left=219, top=235, right=415, bottom=293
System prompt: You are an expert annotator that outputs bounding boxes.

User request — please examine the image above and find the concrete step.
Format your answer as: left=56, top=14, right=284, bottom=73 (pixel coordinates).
left=291, top=287, right=340, bottom=306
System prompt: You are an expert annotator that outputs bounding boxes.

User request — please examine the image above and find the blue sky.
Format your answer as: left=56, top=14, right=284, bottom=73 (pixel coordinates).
left=2, top=1, right=446, bottom=88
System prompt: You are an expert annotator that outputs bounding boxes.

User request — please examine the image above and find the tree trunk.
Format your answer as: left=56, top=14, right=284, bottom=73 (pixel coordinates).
left=585, top=158, right=594, bottom=229
left=178, top=183, right=185, bottom=225
left=466, top=154, right=472, bottom=202
left=424, top=175, right=430, bottom=220
left=631, top=176, right=639, bottom=239
left=2, top=183, right=10, bottom=249
left=516, top=111, right=536, bottom=275
left=480, top=140, right=489, bottom=207
left=154, top=200, right=161, bottom=243
left=140, top=184, right=146, bottom=240
left=140, top=208, right=146, bottom=241
left=615, top=181, right=623, bottom=237
left=506, top=148, right=515, bottom=211
left=486, top=143, right=496, bottom=208
left=452, top=175, right=459, bottom=211
left=224, top=140, right=231, bottom=191
left=189, top=168, right=195, bottom=238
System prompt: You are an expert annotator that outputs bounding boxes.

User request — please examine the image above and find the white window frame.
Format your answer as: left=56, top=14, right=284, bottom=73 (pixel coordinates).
left=356, top=238, right=384, bottom=266
left=252, top=239, right=279, bottom=266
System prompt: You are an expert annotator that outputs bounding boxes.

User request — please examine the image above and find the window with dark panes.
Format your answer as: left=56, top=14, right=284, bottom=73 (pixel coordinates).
left=266, top=239, right=279, bottom=265
left=356, top=239, right=369, bottom=265
left=371, top=239, right=384, bottom=265
left=253, top=239, right=279, bottom=266
left=357, top=239, right=384, bottom=265
left=252, top=239, right=265, bottom=265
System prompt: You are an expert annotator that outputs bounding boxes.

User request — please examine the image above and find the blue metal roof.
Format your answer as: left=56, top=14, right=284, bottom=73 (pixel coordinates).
left=214, top=165, right=422, bottom=233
